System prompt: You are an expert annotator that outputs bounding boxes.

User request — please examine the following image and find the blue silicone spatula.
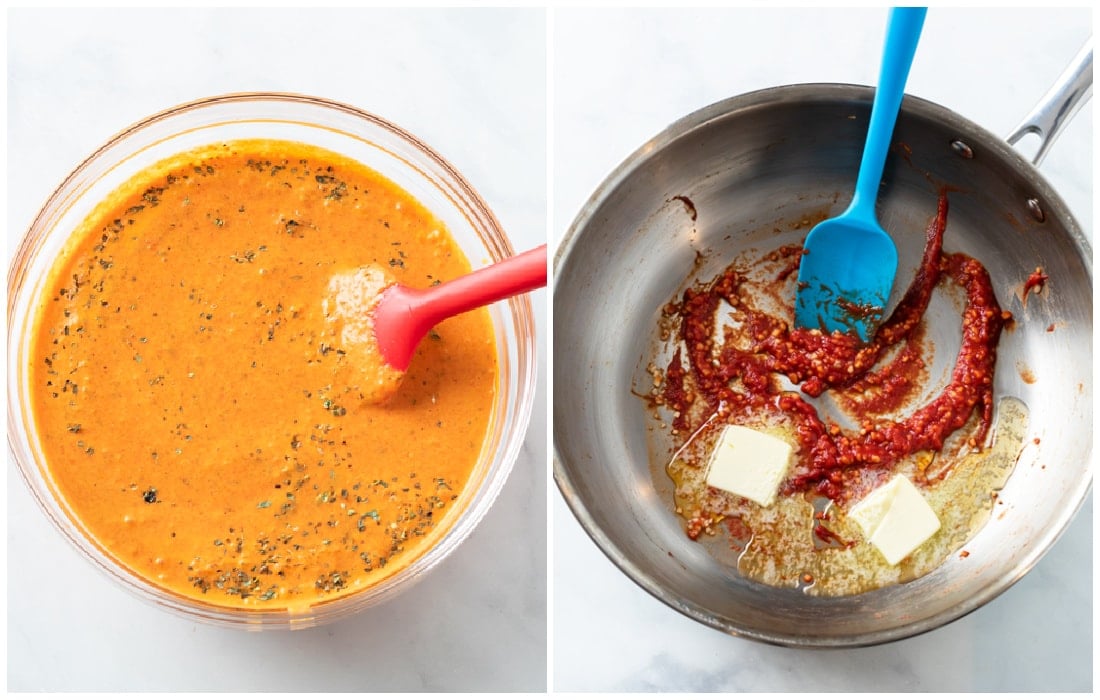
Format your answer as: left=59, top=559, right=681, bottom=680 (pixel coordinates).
left=794, top=7, right=927, bottom=341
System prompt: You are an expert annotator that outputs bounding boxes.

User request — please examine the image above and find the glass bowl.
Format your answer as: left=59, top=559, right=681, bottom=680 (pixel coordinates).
left=7, top=93, right=537, bottom=630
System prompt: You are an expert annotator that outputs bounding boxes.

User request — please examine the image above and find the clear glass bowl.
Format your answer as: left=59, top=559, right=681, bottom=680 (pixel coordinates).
left=7, top=93, right=537, bottom=630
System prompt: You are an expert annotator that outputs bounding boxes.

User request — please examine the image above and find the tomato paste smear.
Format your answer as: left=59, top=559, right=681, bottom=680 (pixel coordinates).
left=1022, top=266, right=1048, bottom=303
left=660, top=191, right=1004, bottom=505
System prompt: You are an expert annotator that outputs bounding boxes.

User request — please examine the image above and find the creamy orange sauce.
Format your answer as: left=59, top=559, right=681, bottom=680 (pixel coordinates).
left=30, top=139, right=497, bottom=609
left=322, top=264, right=405, bottom=404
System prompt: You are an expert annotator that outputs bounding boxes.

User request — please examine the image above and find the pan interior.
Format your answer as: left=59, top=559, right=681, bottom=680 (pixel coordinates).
left=553, top=85, right=1092, bottom=646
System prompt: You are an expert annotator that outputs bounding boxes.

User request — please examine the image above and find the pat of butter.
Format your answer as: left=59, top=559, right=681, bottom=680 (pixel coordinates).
left=704, top=425, right=793, bottom=507
left=849, top=474, right=941, bottom=566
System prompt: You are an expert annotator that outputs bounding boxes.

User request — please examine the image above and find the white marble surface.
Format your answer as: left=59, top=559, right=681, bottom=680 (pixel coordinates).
left=552, top=7, right=1092, bottom=692
left=6, top=8, right=546, bottom=692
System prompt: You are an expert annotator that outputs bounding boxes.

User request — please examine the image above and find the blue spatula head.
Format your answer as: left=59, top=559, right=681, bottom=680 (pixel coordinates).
left=794, top=215, right=898, bottom=341
left=793, top=6, right=924, bottom=342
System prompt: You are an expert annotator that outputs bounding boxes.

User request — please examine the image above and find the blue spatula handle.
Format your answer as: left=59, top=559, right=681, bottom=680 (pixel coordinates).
left=849, top=7, right=927, bottom=219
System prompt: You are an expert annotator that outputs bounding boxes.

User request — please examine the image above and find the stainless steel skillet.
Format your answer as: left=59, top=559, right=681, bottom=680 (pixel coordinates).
left=553, top=43, right=1092, bottom=647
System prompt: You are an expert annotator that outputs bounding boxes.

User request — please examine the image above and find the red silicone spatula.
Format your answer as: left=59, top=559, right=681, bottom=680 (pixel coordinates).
left=373, top=243, right=547, bottom=373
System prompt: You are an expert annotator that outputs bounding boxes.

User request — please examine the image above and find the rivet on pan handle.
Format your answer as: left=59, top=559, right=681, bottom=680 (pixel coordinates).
left=1006, top=38, right=1093, bottom=166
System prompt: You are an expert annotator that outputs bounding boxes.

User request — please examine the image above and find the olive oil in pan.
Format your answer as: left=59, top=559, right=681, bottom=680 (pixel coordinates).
left=663, top=397, right=1028, bottom=596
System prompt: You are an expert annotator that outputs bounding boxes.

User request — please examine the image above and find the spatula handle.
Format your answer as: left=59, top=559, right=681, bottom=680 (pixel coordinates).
left=417, top=244, right=547, bottom=323
left=850, top=7, right=927, bottom=217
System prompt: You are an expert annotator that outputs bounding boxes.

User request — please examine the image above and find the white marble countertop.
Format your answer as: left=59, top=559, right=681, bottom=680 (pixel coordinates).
left=552, top=7, right=1092, bottom=692
left=6, top=8, right=546, bottom=693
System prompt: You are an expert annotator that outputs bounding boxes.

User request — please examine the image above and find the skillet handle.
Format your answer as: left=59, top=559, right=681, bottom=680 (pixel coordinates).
left=1006, top=38, right=1093, bottom=166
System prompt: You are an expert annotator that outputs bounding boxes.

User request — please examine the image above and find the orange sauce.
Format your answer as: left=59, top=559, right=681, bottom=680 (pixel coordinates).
left=29, top=140, right=497, bottom=609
